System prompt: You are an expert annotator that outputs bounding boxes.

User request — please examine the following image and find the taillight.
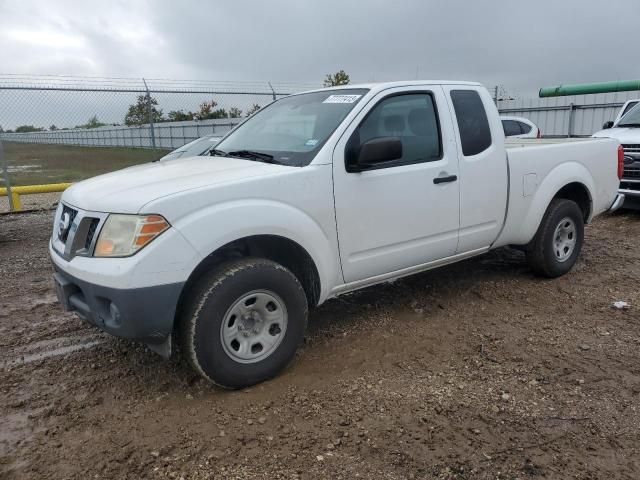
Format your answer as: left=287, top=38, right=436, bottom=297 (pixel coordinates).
left=617, top=144, right=624, bottom=180
left=537, top=129, right=542, bottom=139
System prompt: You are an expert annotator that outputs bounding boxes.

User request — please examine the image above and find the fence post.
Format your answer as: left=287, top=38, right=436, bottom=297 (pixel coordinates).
left=142, top=78, right=156, bottom=148
left=268, top=82, right=276, bottom=101
left=493, top=85, right=499, bottom=105
left=0, top=138, right=16, bottom=212
left=567, top=103, right=575, bottom=138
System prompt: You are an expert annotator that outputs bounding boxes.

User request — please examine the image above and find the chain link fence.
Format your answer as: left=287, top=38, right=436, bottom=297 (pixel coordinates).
left=0, top=75, right=319, bottom=211
left=0, top=81, right=294, bottom=148
left=2, top=75, right=638, bottom=212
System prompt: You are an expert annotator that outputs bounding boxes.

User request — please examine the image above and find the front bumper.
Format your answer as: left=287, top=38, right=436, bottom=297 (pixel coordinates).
left=53, top=265, right=184, bottom=350
left=49, top=202, right=201, bottom=356
left=619, top=188, right=640, bottom=199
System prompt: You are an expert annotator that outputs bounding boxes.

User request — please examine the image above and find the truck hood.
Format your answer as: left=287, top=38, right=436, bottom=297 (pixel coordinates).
left=62, top=156, right=288, bottom=213
left=592, top=127, right=640, bottom=144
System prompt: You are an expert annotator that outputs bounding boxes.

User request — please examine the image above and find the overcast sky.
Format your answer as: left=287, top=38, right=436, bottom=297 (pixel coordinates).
left=1, top=0, right=639, bottom=96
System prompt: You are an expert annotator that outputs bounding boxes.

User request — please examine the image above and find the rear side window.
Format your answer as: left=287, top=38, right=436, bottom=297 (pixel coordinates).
left=450, top=90, right=492, bottom=156
left=502, top=120, right=521, bottom=137
left=519, top=121, right=532, bottom=134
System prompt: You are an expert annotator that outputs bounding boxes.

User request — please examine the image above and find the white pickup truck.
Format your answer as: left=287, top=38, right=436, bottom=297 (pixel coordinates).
left=51, top=81, right=624, bottom=388
left=594, top=101, right=640, bottom=207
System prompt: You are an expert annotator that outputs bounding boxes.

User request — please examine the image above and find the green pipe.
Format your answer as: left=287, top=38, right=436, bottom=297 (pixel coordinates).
left=539, top=80, right=640, bottom=98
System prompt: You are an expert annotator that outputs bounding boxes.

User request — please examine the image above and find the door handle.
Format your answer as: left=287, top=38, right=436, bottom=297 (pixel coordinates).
left=433, top=174, right=457, bottom=184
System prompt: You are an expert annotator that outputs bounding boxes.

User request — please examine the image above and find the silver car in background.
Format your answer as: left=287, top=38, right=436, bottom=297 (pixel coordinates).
left=159, top=134, right=222, bottom=161
left=500, top=116, right=541, bottom=138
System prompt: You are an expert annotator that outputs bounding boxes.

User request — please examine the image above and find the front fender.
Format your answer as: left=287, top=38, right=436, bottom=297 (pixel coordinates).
left=496, top=162, right=595, bottom=246
left=171, top=199, right=340, bottom=302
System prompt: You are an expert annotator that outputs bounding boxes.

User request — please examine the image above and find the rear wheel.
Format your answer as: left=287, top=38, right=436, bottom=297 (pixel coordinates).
left=526, top=199, right=584, bottom=278
left=179, top=258, right=308, bottom=388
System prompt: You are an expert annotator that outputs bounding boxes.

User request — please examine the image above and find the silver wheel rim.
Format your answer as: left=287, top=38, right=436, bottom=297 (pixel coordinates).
left=220, top=290, right=288, bottom=364
left=553, top=216, right=577, bottom=262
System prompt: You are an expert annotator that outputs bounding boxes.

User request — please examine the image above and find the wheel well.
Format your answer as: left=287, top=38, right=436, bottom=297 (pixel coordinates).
left=553, top=182, right=591, bottom=221
left=177, top=235, right=321, bottom=319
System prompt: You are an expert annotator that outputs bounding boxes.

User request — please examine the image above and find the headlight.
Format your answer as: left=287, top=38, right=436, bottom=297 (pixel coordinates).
left=94, top=214, right=170, bottom=257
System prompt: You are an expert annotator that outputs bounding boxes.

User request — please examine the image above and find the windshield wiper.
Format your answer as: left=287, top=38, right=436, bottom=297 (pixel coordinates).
left=209, top=148, right=230, bottom=157
left=617, top=123, right=640, bottom=128
left=227, top=150, right=282, bottom=164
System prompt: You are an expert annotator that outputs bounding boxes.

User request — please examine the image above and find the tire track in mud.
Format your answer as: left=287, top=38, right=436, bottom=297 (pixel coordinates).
left=3, top=335, right=106, bottom=366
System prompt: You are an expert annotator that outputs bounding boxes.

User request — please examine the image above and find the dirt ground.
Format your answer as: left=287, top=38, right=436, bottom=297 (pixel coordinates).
left=1, top=209, right=639, bottom=479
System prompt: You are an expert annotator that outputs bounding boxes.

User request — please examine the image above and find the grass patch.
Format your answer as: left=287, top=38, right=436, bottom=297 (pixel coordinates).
left=1, top=142, right=167, bottom=186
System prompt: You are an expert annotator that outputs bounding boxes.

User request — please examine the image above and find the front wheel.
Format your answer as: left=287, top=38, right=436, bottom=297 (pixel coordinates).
left=179, top=258, right=308, bottom=389
left=526, top=198, right=584, bottom=278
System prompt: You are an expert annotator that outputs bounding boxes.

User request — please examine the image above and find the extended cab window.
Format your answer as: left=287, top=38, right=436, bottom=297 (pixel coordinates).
left=349, top=93, right=441, bottom=168
left=450, top=90, right=492, bottom=156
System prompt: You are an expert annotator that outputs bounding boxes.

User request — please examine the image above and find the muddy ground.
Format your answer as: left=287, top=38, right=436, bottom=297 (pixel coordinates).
left=1, top=209, right=639, bottom=479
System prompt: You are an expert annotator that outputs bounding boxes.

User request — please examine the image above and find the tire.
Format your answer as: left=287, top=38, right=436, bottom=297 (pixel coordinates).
left=179, top=258, right=308, bottom=389
left=526, top=198, right=584, bottom=278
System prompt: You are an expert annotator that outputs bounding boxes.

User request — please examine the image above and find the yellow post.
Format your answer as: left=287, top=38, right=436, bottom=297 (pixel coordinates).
left=0, top=182, right=71, bottom=212
left=10, top=191, right=22, bottom=211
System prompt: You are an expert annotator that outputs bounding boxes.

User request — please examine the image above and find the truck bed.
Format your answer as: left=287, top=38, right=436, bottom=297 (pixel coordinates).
left=494, top=137, right=620, bottom=247
left=505, top=138, right=602, bottom=148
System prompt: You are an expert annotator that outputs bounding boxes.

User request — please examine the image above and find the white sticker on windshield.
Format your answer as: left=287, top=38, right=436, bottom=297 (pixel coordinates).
left=305, top=139, right=319, bottom=146
left=323, top=94, right=362, bottom=104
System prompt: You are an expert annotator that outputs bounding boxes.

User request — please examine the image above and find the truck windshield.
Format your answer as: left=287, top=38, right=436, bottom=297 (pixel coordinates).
left=214, top=88, right=369, bottom=166
left=618, top=104, right=640, bottom=127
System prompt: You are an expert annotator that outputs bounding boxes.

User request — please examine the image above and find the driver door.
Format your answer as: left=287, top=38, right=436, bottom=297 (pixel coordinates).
left=332, top=86, right=460, bottom=283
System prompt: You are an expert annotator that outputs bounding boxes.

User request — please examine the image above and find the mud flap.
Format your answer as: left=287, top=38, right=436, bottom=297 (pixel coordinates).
left=146, top=334, right=172, bottom=359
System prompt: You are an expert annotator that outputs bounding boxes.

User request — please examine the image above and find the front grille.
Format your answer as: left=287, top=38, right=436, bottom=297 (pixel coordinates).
left=623, top=144, right=640, bottom=181
left=59, top=205, right=78, bottom=242
left=53, top=204, right=106, bottom=260
left=621, top=181, right=640, bottom=191
left=623, top=166, right=640, bottom=178
left=623, top=144, right=640, bottom=156
left=85, top=218, right=100, bottom=250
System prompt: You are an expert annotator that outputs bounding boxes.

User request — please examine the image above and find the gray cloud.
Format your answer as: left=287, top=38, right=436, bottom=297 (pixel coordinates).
left=1, top=0, right=639, bottom=96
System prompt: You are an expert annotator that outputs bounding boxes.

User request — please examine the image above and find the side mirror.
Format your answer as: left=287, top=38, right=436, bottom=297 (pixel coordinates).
left=603, top=121, right=614, bottom=129
left=347, top=137, right=403, bottom=172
